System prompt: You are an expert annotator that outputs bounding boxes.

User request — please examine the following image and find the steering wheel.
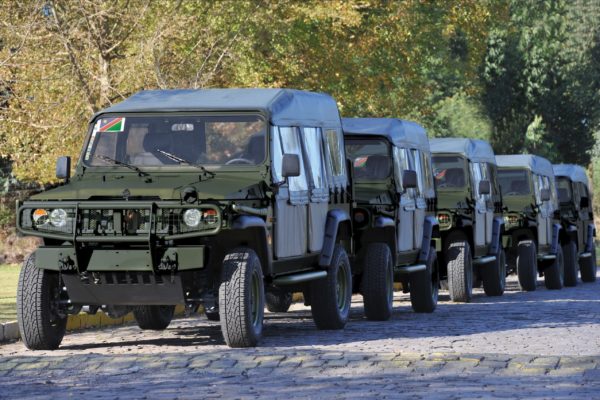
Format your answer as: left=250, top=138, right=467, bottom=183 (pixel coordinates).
left=225, top=158, right=253, bottom=165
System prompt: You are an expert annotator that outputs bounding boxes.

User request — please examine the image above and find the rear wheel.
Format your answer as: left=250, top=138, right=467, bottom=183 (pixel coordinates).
left=310, top=245, right=352, bottom=330
left=562, top=241, right=578, bottom=287
left=445, top=233, right=473, bottom=303
left=133, top=305, right=175, bottom=330
left=410, top=246, right=439, bottom=313
left=362, top=243, right=394, bottom=321
left=265, top=287, right=293, bottom=313
left=218, top=248, right=265, bottom=348
left=517, top=240, right=537, bottom=291
left=482, top=248, right=506, bottom=296
left=17, top=254, right=67, bottom=350
left=580, top=247, right=597, bottom=282
left=544, top=246, right=564, bottom=290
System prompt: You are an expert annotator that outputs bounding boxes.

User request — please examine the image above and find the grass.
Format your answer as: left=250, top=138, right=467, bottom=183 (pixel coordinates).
left=0, top=263, right=19, bottom=323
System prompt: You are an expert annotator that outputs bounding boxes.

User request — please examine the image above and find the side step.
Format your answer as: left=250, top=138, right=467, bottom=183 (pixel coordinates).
left=272, top=270, right=327, bottom=286
left=395, top=264, right=426, bottom=274
left=579, top=252, right=592, bottom=259
left=473, top=255, right=496, bottom=265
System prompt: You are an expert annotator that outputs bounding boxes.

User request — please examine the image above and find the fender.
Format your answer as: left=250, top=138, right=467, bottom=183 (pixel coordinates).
left=418, top=216, right=438, bottom=263
left=319, top=209, right=351, bottom=267
left=550, top=223, right=562, bottom=254
left=488, top=216, right=504, bottom=255
left=231, top=215, right=271, bottom=274
left=586, top=223, right=595, bottom=252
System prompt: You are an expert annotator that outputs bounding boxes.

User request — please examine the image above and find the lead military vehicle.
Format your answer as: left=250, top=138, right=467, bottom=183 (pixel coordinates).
left=553, top=164, right=597, bottom=284
left=16, top=89, right=354, bottom=349
left=430, top=139, right=506, bottom=302
left=496, top=155, right=564, bottom=291
left=343, top=118, right=440, bottom=320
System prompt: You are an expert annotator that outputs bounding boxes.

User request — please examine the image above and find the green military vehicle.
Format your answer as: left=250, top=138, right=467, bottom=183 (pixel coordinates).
left=430, top=139, right=506, bottom=302
left=553, top=164, right=597, bottom=284
left=496, top=155, right=564, bottom=291
left=342, top=118, right=440, bottom=320
left=16, top=88, right=355, bottom=349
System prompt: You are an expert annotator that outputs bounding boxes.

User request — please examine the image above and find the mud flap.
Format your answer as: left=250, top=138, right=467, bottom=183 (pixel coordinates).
left=488, top=217, right=504, bottom=256
left=318, top=209, right=350, bottom=267
left=418, top=216, right=437, bottom=263
left=586, top=223, right=595, bottom=252
left=550, top=223, right=561, bottom=254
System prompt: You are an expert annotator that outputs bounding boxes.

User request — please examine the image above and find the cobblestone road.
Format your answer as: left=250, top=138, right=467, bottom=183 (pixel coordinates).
left=1, top=274, right=599, bottom=399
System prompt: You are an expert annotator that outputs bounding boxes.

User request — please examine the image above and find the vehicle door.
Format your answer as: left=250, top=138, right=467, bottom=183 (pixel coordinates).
left=479, top=162, right=495, bottom=245
left=393, top=147, right=415, bottom=252
left=470, top=162, right=486, bottom=248
left=272, top=126, right=309, bottom=258
left=412, top=149, right=427, bottom=249
left=301, top=127, right=329, bottom=253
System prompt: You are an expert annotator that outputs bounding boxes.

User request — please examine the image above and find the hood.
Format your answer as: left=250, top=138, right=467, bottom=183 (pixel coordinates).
left=436, top=189, right=471, bottom=211
left=502, top=195, right=535, bottom=214
left=31, top=172, right=266, bottom=201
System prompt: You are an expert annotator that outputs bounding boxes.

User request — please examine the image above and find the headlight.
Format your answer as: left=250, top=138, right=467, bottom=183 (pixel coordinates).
left=202, top=209, right=219, bottom=225
left=437, top=212, right=452, bottom=229
left=183, top=209, right=202, bottom=227
left=33, top=209, right=49, bottom=226
left=49, top=208, right=67, bottom=227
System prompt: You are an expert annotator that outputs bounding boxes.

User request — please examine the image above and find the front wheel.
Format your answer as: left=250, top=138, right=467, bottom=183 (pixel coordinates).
left=482, top=248, right=506, bottom=296
left=17, top=254, right=67, bottom=350
left=580, top=248, right=597, bottom=283
left=362, top=243, right=394, bottom=321
left=445, top=234, right=473, bottom=303
left=133, top=305, right=175, bottom=330
left=544, top=246, right=564, bottom=290
left=218, top=248, right=265, bottom=348
left=517, top=240, right=537, bottom=291
left=562, top=241, right=578, bottom=287
left=310, top=245, right=352, bottom=330
left=409, top=246, right=439, bottom=313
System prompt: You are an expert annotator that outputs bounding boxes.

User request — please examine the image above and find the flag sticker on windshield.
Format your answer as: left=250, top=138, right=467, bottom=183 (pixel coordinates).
left=99, top=117, right=125, bottom=132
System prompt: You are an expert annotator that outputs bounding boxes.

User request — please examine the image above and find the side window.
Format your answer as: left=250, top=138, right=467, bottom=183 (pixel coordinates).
left=392, top=146, right=404, bottom=192
left=533, top=174, right=543, bottom=203
left=302, top=127, right=328, bottom=191
left=420, top=151, right=434, bottom=196
left=324, top=128, right=347, bottom=188
left=411, top=149, right=424, bottom=197
left=470, top=162, right=482, bottom=198
left=400, top=148, right=416, bottom=198
left=276, top=126, right=308, bottom=193
left=271, top=126, right=283, bottom=182
left=479, top=162, right=491, bottom=202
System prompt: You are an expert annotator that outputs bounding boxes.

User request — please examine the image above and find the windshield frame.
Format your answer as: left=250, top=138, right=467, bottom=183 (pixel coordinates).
left=79, top=111, right=269, bottom=173
left=431, top=153, right=469, bottom=191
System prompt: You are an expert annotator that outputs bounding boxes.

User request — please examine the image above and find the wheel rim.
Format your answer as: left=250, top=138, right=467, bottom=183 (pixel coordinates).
left=336, top=264, right=348, bottom=311
left=250, top=269, right=261, bottom=327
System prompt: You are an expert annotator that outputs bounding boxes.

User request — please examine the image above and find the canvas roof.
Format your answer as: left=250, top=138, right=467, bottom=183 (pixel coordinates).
left=429, top=138, right=496, bottom=164
left=341, top=118, right=429, bottom=151
left=496, top=154, right=554, bottom=177
left=553, top=164, right=589, bottom=185
left=94, top=88, right=342, bottom=127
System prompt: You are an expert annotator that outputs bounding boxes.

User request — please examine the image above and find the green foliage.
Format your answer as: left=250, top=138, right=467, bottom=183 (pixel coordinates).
left=426, top=92, right=492, bottom=140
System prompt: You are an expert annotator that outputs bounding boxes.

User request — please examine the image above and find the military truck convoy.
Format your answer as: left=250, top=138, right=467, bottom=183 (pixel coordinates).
left=15, top=89, right=597, bottom=350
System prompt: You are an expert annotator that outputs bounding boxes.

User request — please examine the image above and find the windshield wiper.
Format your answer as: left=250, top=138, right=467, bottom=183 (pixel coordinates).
left=93, top=155, right=148, bottom=176
left=156, top=149, right=216, bottom=177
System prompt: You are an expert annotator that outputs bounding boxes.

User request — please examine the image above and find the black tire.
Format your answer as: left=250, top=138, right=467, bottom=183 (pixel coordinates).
left=218, top=248, right=265, bottom=348
left=410, top=246, right=439, bottom=313
left=562, top=241, right=578, bottom=287
left=580, top=248, right=597, bottom=283
left=482, top=248, right=506, bottom=296
left=444, top=233, right=473, bottom=303
left=310, top=245, right=352, bottom=330
left=17, top=254, right=67, bottom=350
left=362, top=243, right=394, bottom=321
left=133, top=305, right=175, bottom=330
left=517, top=240, right=537, bottom=291
left=265, top=287, right=293, bottom=313
left=544, top=245, right=564, bottom=290
left=205, top=307, right=220, bottom=321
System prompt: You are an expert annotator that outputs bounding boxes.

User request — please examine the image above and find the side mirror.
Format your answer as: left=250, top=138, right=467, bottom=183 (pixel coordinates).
left=580, top=197, right=589, bottom=208
left=478, top=180, right=491, bottom=195
left=56, top=156, right=71, bottom=182
left=540, top=188, right=551, bottom=202
left=281, top=154, right=300, bottom=178
left=402, top=170, right=417, bottom=189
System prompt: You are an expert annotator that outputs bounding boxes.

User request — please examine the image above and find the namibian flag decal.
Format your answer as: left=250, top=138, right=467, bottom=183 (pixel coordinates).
left=99, top=117, right=125, bottom=132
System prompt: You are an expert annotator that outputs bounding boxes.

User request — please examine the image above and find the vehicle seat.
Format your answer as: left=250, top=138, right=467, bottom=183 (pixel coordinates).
left=243, top=134, right=265, bottom=163
left=365, top=155, right=390, bottom=179
left=510, top=180, right=527, bottom=194
left=445, top=168, right=464, bottom=187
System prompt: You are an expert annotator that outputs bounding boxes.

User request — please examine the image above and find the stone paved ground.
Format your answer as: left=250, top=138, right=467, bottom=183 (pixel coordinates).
left=0, top=274, right=599, bottom=399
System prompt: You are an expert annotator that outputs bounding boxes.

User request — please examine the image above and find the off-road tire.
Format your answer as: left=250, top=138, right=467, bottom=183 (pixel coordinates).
left=445, top=233, right=473, bottom=303
left=410, top=246, right=439, bottom=313
left=218, top=248, right=265, bottom=348
left=133, top=305, right=175, bottom=330
left=265, top=287, right=293, bottom=313
left=517, top=240, right=537, bottom=291
left=544, top=245, right=564, bottom=290
left=562, top=241, right=578, bottom=287
left=362, top=243, right=394, bottom=321
left=17, top=254, right=67, bottom=350
left=580, top=248, right=597, bottom=283
left=310, top=245, right=352, bottom=330
left=482, top=248, right=506, bottom=296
